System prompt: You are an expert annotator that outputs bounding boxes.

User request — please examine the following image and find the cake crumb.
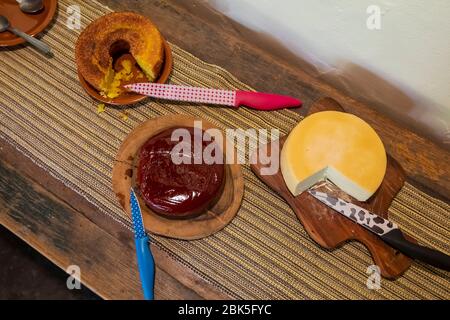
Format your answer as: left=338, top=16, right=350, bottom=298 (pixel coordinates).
left=121, top=111, right=129, bottom=121
left=97, top=103, right=106, bottom=114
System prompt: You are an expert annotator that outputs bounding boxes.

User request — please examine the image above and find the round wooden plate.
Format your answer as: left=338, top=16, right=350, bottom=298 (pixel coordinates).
left=0, top=0, right=57, bottom=47
left=112, top=115, right=244, bottom=240
left=78, top=39, right=173, bottom=106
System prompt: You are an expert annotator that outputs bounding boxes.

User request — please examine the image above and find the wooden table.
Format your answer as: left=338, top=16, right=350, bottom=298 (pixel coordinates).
left=0, top=0, right=449, bottom=299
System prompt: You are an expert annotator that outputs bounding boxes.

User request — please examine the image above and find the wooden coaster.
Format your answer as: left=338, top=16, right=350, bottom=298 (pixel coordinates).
left=112, top=114, right=244, bottom=240
left=251, top=98, right=413, bottom=279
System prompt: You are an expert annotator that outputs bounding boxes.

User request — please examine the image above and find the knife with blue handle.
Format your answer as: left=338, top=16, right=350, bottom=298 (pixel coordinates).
left=308, top=190, right=450, bottom=271
left=130, top=188, right=155, bottom=300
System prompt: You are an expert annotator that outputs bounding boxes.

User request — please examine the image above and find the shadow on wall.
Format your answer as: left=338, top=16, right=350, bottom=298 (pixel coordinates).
left=319, top=62, right=450, bottom=149
left=243, top=30, right=450, bottom=149
left=203, top=0, right=450, bottom=149
left=294, top=51, right=446, bottom=148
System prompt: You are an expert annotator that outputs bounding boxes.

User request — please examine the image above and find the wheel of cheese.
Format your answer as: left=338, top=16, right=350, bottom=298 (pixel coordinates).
left=280, top=111, right=387, bottom=201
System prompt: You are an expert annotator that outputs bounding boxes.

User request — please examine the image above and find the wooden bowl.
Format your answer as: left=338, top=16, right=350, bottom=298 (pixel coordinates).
left=77, top=39, right=173, bottom=106
left=112, top=115, right=244, bottom=240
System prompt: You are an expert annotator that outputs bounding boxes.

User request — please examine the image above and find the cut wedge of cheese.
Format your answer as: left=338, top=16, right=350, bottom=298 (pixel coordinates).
left=280, top=111, right=387, bottom=201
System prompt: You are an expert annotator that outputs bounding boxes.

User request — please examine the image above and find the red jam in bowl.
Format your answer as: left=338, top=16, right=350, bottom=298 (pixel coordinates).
left=137, top=127, right=225, bottom=219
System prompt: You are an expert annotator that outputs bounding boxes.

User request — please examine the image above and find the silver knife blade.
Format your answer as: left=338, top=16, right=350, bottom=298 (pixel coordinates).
left=307, top=190, right=398, bottom=236
left=130, top=188, right=147, bottom=240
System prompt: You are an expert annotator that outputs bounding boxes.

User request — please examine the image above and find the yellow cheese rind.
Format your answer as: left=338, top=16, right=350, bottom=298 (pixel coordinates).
left=280, top=111, right=387, bottom=201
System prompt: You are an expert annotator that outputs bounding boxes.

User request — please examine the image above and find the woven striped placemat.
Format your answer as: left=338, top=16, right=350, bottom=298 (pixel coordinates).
left=0, top=0, right=448, bottom=299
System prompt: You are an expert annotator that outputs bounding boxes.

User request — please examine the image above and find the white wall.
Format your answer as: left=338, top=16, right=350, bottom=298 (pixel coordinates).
left=208, top=0, right=450, bottom=145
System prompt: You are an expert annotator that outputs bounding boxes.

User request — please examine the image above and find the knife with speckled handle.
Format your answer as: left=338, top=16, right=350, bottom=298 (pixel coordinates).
left=308, top=190, right=450, bottom=271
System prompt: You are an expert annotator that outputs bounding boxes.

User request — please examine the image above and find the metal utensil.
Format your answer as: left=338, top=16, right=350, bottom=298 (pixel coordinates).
left=308, top=190, right=450, bottom=271
left=125, top=83, right=302, bottom=111
left=0, top=15, right=51, bottom=55
left=17, top=0, right=44, bottom=14
left=130, top=188, right=155, bottom=300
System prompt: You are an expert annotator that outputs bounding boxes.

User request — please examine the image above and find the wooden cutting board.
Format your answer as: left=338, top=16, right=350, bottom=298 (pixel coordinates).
left=251, top=98, right=413, bottom=279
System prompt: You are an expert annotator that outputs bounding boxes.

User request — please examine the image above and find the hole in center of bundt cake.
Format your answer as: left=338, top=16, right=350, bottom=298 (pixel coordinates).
left=109, top=40, right=131, bottom=62
left=100, top=40, right=147, bottom=99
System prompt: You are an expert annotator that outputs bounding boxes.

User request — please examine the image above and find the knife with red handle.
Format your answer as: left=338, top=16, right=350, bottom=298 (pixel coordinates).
left=125, top=83, right=302, bottom=111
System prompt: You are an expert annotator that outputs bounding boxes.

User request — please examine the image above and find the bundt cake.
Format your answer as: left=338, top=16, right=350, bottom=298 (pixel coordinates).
left=75, top=12, right=164, bottom=98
